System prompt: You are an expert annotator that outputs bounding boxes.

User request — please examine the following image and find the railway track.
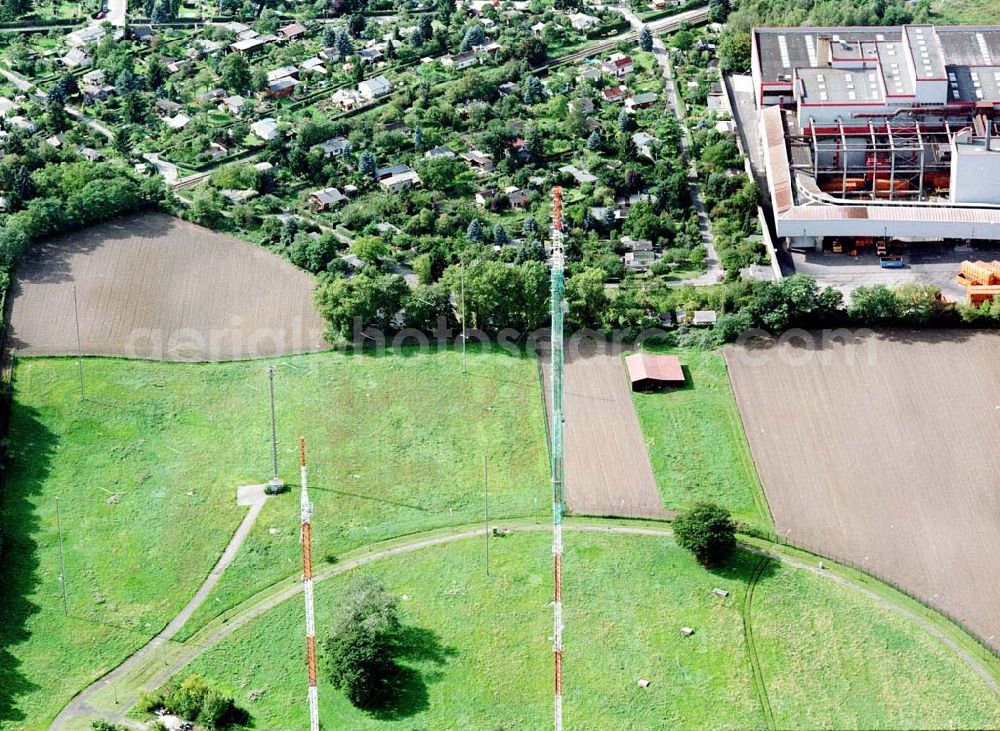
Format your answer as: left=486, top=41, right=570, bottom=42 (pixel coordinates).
left=542, top=7, right=708, bottom=68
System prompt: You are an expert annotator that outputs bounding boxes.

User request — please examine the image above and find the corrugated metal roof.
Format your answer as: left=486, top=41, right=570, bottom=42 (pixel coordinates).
left=761, top=106, right=794, bottom=214
left=625, top=353, right=684, bottom=384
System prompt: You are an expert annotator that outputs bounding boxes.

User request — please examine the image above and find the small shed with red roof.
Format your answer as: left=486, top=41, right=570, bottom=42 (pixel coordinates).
left=625, top=353, right=685, bottom=391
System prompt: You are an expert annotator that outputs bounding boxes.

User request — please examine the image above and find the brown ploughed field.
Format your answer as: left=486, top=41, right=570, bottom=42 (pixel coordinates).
left=9, top=213, right=327, bottom=361
left=726, top=330, right=1000, bottom=650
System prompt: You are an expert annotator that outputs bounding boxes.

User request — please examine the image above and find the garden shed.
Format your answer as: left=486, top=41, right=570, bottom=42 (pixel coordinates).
left=625, top=353, right=685, bottom=392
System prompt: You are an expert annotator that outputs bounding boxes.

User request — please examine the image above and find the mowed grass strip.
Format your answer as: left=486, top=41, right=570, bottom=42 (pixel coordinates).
left=0, top=347, right=548, bottom=729
left=171, top=532, right=1000, bottom=730
left=631, top=348, right=771, bottom=528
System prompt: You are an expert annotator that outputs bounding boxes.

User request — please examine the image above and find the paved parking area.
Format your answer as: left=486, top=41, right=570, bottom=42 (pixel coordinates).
left=791, top=245, right=1000, bottom=301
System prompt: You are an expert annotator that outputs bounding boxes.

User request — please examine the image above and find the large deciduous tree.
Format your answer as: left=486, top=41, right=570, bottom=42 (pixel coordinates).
left=673, top=502, right=736, bottom=566
left=325, top=577, right=401, bottom=708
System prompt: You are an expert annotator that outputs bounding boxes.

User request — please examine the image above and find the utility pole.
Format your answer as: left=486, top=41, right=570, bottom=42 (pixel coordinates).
left=484, top=455, right=489, bottom=576
left=549, top=187, right=567, bottom=731
left=55, top=497, right=68, bottom=616
left=266, top=366, right=283, bottom=493
left=72, top=286, right=84, bottom=401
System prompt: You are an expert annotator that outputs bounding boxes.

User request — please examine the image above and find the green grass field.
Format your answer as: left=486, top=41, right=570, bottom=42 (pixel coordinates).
left=931, top=0, right=1000, bottom=23
left=631, top=348, right=771, bottom=529
left=0, top=348, right=548, bottom=729
left=169, top=531, right=1000, bottom=730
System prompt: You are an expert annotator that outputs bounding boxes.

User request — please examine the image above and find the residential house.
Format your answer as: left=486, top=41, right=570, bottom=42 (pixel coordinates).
left=358, top=47, right=384, bottom=64
left=624, top=92, right=657, bottom=111
left=380, top=121, right=411, bottom=136
left=229, top=35, right=276, bottom=54
left=164, top=113, right=191, bottom=130
left=196, top=88, right=226, bottom=104
left=622, top=236, right=654, bottom=253
left=458, top=99, right=488, bottom=116
left=707, top=82, right=726, bottom=112
left=193, top=39, right=222, bottom=57
left=77, top=146, right=103, bottom=162
left=601, top=85, right=627, bottom=103
left=506, top=186, right=530, bottom=208
left=82, top=82, right=115, bottom=103
left=132, top=25, right=153, bottom=43
left=250, top=117, right=280, bottom=141
left=460, top=150, right=494, bottom=172
left=7, top=116, right=35, bottom=132
left=220, top=188, right=256, bottom=204
left=424, top=146, right=455, bottom=159
left=624, top=249, right=657, bottom=272
left=380, top=169, right=421, bottom=193
left=278, top=22, right=306, bottom=42
left=81, top=69, right=105, bottom=86
left=267, top=66, right=298, bottom=83
left=632, top=131, right=657, bottom=159
left=569, top=97, right=594, bottom=115
left=220, top=95, right=246, bottom=115
left=442, top=51, right=477, bottom=70
left=578, top=64, right=602, bottom=82
left=155, top=98, right=183, bottom=117
left=267, top=77, right=298, bottom=98
left=375, top=163, right=413, bottom=180
left=66, top=26, right=105, bottom=48
left=474, top=41, right=502, bottom=60
left=568, top=12, right=600, bottom=31
left=332, top=88, right=362, bottom=110
left=311, top=186, right=348, bottom=211
left=165, top=58, right=191, bottom=74
left=300, top=57, right=326, bottom=74
left=358, top=75, right=392, bottom=100
left=602, top=53, right=634, bottom=77
left=616, top=193, right=657, bottom=212
left=315, top=137, right=350, bottom=157
left=81, top=70, right=115, bottom=102
left=61, top=48, right=91, bottom=69
left=559, top=164, right=598, bottom=184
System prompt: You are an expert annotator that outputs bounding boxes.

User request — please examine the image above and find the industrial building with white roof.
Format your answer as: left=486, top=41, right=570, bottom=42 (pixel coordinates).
left=751, top=25, right=1000, bottom=246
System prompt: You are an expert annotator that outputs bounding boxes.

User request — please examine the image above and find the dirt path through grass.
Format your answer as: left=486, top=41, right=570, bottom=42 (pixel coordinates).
left=50, top=485, right=269, bottom=730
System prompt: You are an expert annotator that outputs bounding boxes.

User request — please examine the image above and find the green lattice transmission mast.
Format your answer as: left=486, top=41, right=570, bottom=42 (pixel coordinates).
left=549, top=186, right=566, bottom=731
